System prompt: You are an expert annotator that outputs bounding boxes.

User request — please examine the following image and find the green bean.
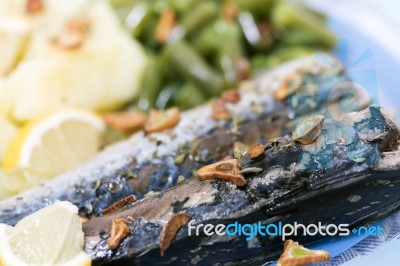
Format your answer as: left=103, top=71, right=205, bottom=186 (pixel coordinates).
left=137, top=15, right=160, bottom=49
left=163, top=41, right=224, bottom=96
left=217, top=53, right=237, bottom=88
left=250, top=54, right=281, bottom=71
left=181, top=1, right=218, bottom=37
left=213, top=20, right=244, bottom=87
left=109, top=0, right=141, bottom=10
left=155, top=84, right=178, bottom=109
left=173, top=82, right=207, bottom=109
left=272, top=1, right=337, bottom=48
left=167, top=0, right=202, bottom=14
left=109, top=0, right=142, bottom=20
left=214, top=19, right=244, bottom=54
left=152, top=0, right=170, bottom=14
left=306, top=6, right=328, bottom=23
left=281, top=28, right=332, bottom=48
left=138, top=55, right=164, bottom=111
left=124, top=3, right=154, bottom=38
left=192, top=20, right=244, bottom=87
left=237, top=12, right=261, bottom=47
left=234, top=0, right=275, bottom=16
left=251, top=45, right=315, bottom=71
left=193, top=24, right=220, bottom=57
left=269, top=46, right=314, bottom=62
left=238, top=11, right=275, bottom=51
left=194, top=19, right=243, bottom=55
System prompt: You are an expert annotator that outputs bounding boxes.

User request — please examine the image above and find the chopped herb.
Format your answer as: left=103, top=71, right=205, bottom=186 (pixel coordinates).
left=177, top=175, right=185, bottom=184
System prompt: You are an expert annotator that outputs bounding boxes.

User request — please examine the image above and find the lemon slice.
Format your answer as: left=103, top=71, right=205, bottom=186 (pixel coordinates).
left=0, top=201, right=91, bottom=266
left=3, top=109, right=105, bottom=177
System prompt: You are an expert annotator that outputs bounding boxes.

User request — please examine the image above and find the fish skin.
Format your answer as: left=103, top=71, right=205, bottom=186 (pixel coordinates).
left=83, top=106, right=400, bottom=266
left=0, top=54, right=338, bottom=225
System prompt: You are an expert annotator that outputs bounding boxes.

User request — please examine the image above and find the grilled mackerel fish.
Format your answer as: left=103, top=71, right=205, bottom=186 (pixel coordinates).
left=2, top=54, right=398, bottom=265
left=0, top=55, right=337, bottom=225
left=84, top=106, right=400, bottom=266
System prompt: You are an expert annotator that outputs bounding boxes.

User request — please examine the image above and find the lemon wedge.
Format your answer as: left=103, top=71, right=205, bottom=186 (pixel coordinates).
left=0, top=201, right=91, bottom=266
left=3, top=109, right=105, bottom=178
